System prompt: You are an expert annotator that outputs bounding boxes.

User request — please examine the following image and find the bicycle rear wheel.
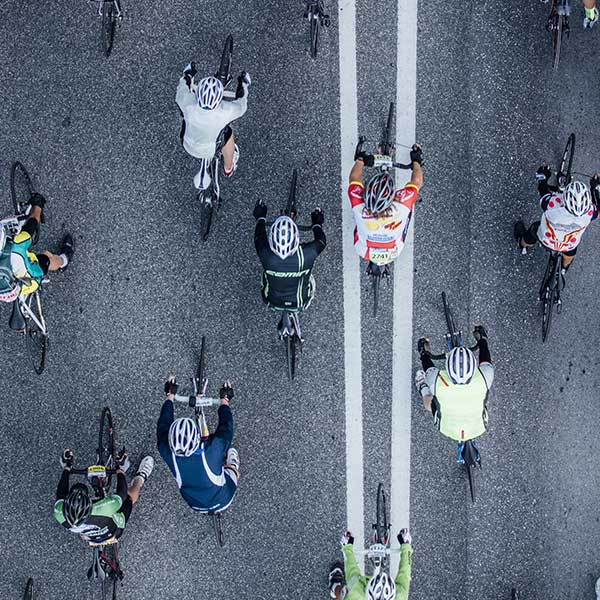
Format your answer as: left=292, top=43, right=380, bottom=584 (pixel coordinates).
left=552, top=13, right=563, bottom=70
left=213, top=512, right=225, bottom=547
left=216, top=34, right=233, bottom=85
left=375, top=483, right=389, bottom=544
left=463, top=441, right=480, bottom=504
left=198, top=191, right=214, bottom=241
left=10, top=161, right=33, bottom=215
left=285, top=169, right=298, bottom=219
left=24, top=294, right=48, bottom=375
left=541, top=288, right=554, bottom=342
left=284, top=334, right=297, bottom=380
left=23, top=578, right=34, bottom=600
left=557, top=133, right=575, bottom=188
left=98, top=407, right=116, bottom=487
left=102, top=1, right=116, bottom=57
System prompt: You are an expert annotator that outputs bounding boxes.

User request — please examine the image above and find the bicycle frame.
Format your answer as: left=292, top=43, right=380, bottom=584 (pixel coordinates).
left=18, top=290, right=47, bottom=335
left=540, top=250, right=564, bottom=304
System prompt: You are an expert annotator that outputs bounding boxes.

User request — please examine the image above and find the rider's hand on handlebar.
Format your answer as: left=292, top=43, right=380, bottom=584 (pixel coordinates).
left=356, top=151, right=374, bottom=168
left=29, top=193, right=46, bottom=209
left=219, top=382, right=234, bottom=404
left=536, top=163, right=551, bottom=182
left=311, top=208, right=324, bottom=226
left=397, top=528, right=412, bottom=545
left=410, top=144, right=423, bottom=166
left=253, top=202, right=267, bottom=220
left=341, top=531, right=354, bottom=546
left=164, top=377, right=178, bottom=397
left=60, top=449, right=74, bottom=469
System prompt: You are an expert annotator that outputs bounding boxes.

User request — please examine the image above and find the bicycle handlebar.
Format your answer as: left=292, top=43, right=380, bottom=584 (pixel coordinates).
left=372, top=155, right=412, bottom=170
left=428, top=344, right=479, bottom=361
left=173, top=393, right=221, bottom=408
left=355, top=544, right=401, bottom=557
left=70, top=467, right=119, bottom=475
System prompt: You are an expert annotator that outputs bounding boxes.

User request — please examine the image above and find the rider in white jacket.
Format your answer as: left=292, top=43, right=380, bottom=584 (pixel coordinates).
left=176, top=63, right=251, bottom=176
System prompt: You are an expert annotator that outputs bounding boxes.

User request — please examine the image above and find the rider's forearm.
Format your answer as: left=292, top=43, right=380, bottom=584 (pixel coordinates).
left=349, top=160, right=364, bottom=184
left=56, top=468, right=70, bottom=500
left=213, top=404, right=234, bottom=443
left=156, top=399, right=175, bottom=446
left=312, top=225, right=326, bottom=251
left=410, top=163, right=423, bottom=189
left=477, top=338, right=491, bottom=364
left=342, top=543, right=362, bottom=587
left=254, top=219, right=268, bottom=253
left=394, top=544, right=413, bottom=599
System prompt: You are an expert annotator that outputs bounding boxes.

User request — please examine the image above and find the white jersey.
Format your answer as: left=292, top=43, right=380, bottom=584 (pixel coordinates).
left=176, top=77, right=248, bottom=159
left=536, top=192, right=594, bottom=252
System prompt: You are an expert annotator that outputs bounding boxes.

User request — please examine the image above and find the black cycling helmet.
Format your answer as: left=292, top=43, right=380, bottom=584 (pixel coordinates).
left=63, top=483, right=92, bottom=527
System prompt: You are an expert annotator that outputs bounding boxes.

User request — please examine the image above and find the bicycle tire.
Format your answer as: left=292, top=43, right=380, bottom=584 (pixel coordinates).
left=98, top=407, right=116, bottom=489
left=198, top=192, right=214, bottom=241
left=466, top=461, right=477, bottom=504
left=441, top=291, right=460, bottom=348
left=216, top=34, right=233, bottom=84
left=372, top=271, right=380, bottom=317
left=511, top=589, right=519, bottom=600
left=10, top=161, right=33, bottom=215
left=309, top=7, right=319, bottom=58
left=25, top=294, right=48, bottom=375
left=102, top=1, right=116, bottom=57
left=541, top=288, right=554, bottom=342
left=213, top=512, right=225, bottom=547
left=197, top=335, right=207, bottom=391
left=23, top=578, right=34, bottom=600
left=285, top=169, right=298, bottom=219
left=558, top=133, right=575, bottom=188
left=382, top=102, right=395, bottom=156
left=375, top=483, right=389, bottom=544
left=284, top=334, right=296, bottom=381
left=552, top=13, right=563, bottom=70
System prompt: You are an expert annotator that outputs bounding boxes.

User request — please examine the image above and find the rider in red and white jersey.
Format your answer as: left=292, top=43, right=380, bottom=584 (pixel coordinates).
left=514, top=165, right=599, bottom=273
left=347, top=146, right=423, bottom=266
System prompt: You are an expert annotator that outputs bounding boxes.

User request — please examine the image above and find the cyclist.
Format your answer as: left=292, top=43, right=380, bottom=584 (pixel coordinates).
left=53, top=449, right=153, bottom=545
left=328, top=529, right=413, bottom=600
left=514, top=166, right=599, bottom=277
left=0, top=193, right=74, bottom=306
left=157, top=378, right=239, bottom=513
left=348, top=144, right=423, bottom=267
left=176, top=62, right=251, bottom=180
left=253, top=201, right=326, bottom=311
left=414, top=326, right=493, bottom=442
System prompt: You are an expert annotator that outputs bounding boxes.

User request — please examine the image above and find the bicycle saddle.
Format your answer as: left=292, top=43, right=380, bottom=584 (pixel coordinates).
left=9, top=300, right=25, bottom=331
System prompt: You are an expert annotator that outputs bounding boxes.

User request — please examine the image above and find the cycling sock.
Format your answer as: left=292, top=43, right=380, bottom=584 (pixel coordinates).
left=58, top=254, right=68, bottom=268
left=585, top=6, right=596, bottom=20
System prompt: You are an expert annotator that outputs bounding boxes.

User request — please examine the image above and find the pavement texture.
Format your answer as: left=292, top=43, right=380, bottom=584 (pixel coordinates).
left=0, top=0, right=599, bottom=599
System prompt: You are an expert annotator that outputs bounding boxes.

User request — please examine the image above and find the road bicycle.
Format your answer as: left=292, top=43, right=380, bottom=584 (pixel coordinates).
left=356, top=484, right=399, bottom=573
left=545, top=0, right=571, bottom=69
left=187, top=35, right=238, bottom=241
left=304, top=1, right=330, bottom=58
left=69, top=407, right=122, bottom=599
left=172, top=336, right=229, bottom=546
left=263, top=169, right=314, bottom=381
left=426, top=292, right=482, bottom=504
left=90, top=0, right=124, bottom=57
left=23, top=578, right=34, bottom=600
left=0, top=161, right=49, bottom=374
left=356, top=102, right=414, bottom=316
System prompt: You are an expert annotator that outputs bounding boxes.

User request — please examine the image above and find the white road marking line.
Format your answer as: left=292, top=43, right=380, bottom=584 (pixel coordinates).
left=390, top=0, right=419, bottom=575
left=338, top=0, right=365, bottom=569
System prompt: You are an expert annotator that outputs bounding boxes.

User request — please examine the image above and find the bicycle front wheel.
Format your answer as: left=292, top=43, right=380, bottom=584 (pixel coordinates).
left=216, top=34, right=233, bottom=84
left=552, top=14, right=563, bottom=70
left=98, top=407, right=116, bottom=486
left=375, top=483, right=389, bottom=544
left=24, top=294, right=48, bottom=375
left=558, top=133, right=575, bottom=188
left=441, top=291, right=460, bottom=347
left=23, top=578, right=34, bottom=600
left=381, top=102, right=395, bottom=155
left=309, top=9, right=320, bottom=58
left=102, top=1, right=116, bottom=57
left=10, top=161, right=33, bottom=215
left=285, top=169, right=298, bottom=219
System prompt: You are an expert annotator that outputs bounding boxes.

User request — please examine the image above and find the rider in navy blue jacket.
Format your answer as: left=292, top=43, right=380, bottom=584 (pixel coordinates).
left=156, top=379, right=240, bottom=513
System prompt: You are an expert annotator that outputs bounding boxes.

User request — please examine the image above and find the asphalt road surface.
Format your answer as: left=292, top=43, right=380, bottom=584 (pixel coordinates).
left=0, top=1, right=599, bottom=599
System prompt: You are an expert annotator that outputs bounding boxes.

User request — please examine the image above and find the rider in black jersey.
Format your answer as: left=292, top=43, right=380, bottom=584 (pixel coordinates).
left=253, top=202, right=326, bottom=311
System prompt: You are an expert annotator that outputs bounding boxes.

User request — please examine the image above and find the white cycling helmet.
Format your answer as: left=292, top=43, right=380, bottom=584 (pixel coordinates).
left=446, top=347, right=477, bottom=385
left=365, top=172, right=395, bottom=214
left=563, top=181, right=592, bottom=217
left=197, top=76, right=224, bottom=110
left=169, top=417, right=200, bottom=457
left=365, top=572, right=396, bottom=600
left=269, top=216, right=299, bottom=259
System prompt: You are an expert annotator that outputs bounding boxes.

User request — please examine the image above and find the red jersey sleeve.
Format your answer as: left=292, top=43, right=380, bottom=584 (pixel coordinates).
left=348, top=181, right=365, bottom=208
left=395, top=184, right=419, bottom=210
